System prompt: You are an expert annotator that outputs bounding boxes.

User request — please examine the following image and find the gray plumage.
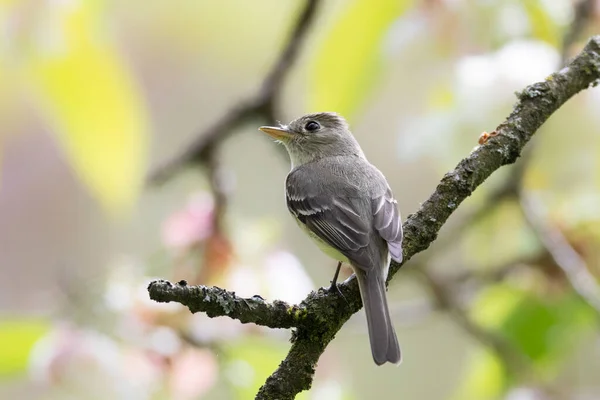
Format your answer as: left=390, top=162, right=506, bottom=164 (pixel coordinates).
left=260, top=112, right=403, bottom=366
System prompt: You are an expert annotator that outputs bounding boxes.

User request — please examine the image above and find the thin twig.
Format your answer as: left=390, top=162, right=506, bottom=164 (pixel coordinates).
left=447, top=253, right=540, bottom=286
left=519, top=193, right=600, bottom=313
left=203, top=150, right=229, bottom=234
left=561, top=0, right=597, bottom=64
left=147, top=0, right=321, bottom=185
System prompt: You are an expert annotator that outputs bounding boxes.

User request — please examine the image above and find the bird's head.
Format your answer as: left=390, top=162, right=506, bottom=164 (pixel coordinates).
left=259, top=112, right=364, bottom=167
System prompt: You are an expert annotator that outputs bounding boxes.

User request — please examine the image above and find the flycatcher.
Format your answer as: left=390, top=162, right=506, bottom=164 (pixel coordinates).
left=259, top=112, right=403, bottom=366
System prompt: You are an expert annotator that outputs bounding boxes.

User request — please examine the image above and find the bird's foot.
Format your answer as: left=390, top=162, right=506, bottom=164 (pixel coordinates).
left=327, top=280, right=344, bottom=297
left=326, top=261, right=349, bottom=305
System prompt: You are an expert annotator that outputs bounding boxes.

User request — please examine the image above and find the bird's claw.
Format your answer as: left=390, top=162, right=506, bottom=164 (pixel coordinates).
left=328, top=281, right=343, bottom=296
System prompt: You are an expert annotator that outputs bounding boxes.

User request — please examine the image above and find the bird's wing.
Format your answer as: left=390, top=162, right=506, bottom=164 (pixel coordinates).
left=372, top=187, right=403, bottom=262
left=286, top=170, right=373, bottom=268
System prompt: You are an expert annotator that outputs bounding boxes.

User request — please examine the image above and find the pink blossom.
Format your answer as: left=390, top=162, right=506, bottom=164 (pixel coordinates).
left=162, top=193, right=214, bottom=250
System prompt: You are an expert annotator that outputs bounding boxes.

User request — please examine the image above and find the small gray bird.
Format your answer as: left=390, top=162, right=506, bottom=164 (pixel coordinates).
left=259, top=112, right=403, bottom=366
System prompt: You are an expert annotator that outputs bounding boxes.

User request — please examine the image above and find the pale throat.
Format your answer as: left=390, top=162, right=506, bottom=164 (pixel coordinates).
left=287, top=150, right=316, bottom=169
left=285, top=143, right=366, bottom=169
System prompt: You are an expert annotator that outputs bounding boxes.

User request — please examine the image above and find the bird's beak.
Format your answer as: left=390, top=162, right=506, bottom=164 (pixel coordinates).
left=258, top=126, right=292, bottom=140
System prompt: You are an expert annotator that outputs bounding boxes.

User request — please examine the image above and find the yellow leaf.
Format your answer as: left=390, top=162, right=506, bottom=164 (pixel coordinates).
left=309, top=0, right=414, bottom=118
left=24, top=0, right=148, bottom=214
left=0, top=317, right=50, bottom=377
left=470, top=285, right=523, bottom=330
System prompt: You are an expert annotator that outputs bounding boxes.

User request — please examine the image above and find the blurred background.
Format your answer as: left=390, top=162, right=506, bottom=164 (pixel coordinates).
left=1, top=0, right=600, bottom=399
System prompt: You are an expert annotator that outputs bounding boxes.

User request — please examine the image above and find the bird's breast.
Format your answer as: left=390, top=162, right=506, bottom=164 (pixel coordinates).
left=292, top=214, right=350, bottom=263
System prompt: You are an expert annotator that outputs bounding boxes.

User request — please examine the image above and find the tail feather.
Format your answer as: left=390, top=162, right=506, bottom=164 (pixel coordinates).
left=355, top=268, right=401, bottom=366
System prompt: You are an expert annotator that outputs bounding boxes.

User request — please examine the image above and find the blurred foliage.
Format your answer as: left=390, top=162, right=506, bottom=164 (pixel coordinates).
left=455, top=284, right=597, bottom=398
left=0, top=317, right=49, bottom=378
left=309, top=0, right=414, bottom=119
left=475, top=285, right=596, bottom=366
left=2, top=0, right=148, bottom=214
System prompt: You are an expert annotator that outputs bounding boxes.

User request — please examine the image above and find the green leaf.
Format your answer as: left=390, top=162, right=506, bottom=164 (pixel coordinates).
left=456, top=285, right=596, bottom=397
left=0, top=317, right=50, bottom=378
left=472, top=285, right=596, bottom=375
left=25, top=0, right=148, bottom=214
left=499, top=291, right=558, bottom=362
left=309, top=0, right=414, bottom=118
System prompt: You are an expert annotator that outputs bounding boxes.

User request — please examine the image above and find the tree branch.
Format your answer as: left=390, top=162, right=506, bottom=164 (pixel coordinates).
left=395, top=35, right=600, bottom=275
left=432, top=0, right=596, bottom=254
left=415, top=5, right=600, bottom=369
left=148, top=280, right=302, bottom=329
left=148, top=36, right=600, bottom=399
left=147, top=0, right=320, bottom=185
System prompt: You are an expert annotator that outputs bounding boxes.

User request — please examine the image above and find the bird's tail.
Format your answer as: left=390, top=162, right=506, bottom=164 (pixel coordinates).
left=355, top=267, right=401, bottom=366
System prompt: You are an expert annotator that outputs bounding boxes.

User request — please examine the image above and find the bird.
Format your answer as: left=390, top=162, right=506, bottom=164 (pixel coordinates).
left=259, top=112, right=403, bottom=366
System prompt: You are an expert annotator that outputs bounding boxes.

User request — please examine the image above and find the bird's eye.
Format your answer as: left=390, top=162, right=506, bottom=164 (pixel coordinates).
left=304, top=121, right=320, bottom=132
